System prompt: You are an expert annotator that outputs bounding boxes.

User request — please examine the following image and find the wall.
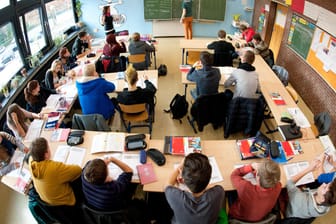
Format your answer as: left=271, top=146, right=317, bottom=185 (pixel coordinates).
left=81, top=0, right=255, bottom=38
left=252, top=0, right=336, bottom=143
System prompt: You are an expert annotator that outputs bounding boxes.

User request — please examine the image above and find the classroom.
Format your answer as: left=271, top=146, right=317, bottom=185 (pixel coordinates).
left=0, top=0, right=335, bottom=223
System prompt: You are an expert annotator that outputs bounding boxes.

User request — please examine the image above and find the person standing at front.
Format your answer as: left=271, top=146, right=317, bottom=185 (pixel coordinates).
left=180, top=0, right=193, bottom=40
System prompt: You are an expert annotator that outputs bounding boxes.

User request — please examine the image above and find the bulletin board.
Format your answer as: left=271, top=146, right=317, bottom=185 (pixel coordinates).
left=287, top=14, right=315, bottom=59
left=306, top=28, right=336, bottom=89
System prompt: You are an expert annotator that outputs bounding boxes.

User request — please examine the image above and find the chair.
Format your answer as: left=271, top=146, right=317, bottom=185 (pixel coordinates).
left=314, top=111, right=331, bottom=137
left=95, top=56, right=125, bottom=73
left=265, top=49, right=275, bottom=68
left=82, top=203, right=130, bottom=224
left=188, top=91, right=233, bottom=133
left=118, top=103, right=152, bottom=136
left=186, top=51, right=201, bottom=65
left=272, top=65, right=289, bottom=86
left=72, top=113, right=111, bottom=131
left=229, top=213, right=277, bottom=224
left=224, top=96, right=265, bottom=138
left=128, top=54, right=147, bottom=70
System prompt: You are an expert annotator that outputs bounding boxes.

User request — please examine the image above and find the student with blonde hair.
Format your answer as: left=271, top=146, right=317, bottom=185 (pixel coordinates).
left=76, top=63, right=116, bottom=120
left=117, top=64, right=156, bottom=112
left=44, top=59, right=66, bottom=90
left=229, top=159, right=281, bottom=222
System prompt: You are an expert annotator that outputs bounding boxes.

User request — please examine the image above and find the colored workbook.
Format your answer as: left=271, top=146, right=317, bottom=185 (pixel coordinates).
left=236, top=137, right=257, bottom=160
left=164, top=136, right=202, bottom=156
left=45, top=112, right=61, bottom=129
left=136, top=163, right=157, bottom=185
left=271, top=92, right=286, bottom=105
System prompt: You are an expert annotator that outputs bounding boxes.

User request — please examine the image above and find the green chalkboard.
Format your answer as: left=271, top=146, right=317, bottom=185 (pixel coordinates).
left=144, top=0, right=225, bottom=21
left=287, top=15, right=315, bottom=59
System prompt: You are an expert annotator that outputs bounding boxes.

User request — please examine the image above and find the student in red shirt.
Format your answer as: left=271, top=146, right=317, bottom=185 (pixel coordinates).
left=229, top=159, right=281, bottom=222
left=239, top=24, right=255, bottom=42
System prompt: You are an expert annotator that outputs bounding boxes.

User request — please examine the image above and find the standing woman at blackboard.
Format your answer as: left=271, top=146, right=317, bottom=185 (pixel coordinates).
left=100, top=5, right=115, bottom=35
left=180, top=0, right=193, bottom=39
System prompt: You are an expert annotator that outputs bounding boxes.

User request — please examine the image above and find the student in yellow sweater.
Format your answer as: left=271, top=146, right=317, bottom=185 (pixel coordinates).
left=29, top=137, right=81, bottom=206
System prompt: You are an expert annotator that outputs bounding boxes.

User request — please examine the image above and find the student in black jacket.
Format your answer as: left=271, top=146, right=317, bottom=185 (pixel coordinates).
left=207, top=30, right=236, bottom=66
left=117, top=64, right=156, bottom=113
left=24, top=80, right=55, bottom=113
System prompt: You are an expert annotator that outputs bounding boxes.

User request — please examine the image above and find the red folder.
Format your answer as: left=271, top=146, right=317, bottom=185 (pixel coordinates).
left=171, top=137, right=185, bottom=155
left=136, top=163, right=157, bottom=185
left=281, top=141, right=295, bottom=157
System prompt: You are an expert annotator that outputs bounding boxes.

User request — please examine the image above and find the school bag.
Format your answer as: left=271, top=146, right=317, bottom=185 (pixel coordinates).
left=164, top=94, right=188, bottom=122
left=158, top=64, right=167, bottom=76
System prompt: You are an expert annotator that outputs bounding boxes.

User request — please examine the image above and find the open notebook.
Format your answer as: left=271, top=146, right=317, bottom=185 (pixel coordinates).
left=53, top=145, right=86, bottom=167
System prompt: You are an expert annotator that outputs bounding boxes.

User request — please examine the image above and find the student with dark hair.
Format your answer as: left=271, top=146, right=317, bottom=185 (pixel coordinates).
left=100, top=5, right=115, bottom=35
left=117, top=64, right=156, bottom=113
left=239, top=24, right=255, bottom=42
left=224, top=50, right=261, bottom=99
left=29, top=137, right=82, bottom=206
left=6, top=103, right=42, bottom=139
left=58, top=47, right=78, bottom=73
left=103, top=33, right=126, bottom=57
left=24, top=80, right=55, bottom=113
left=285, top=159, right=336, bottom=219
left=81, top=157, right=133, bottom=211
left=186, top=51, right=221, bottom=99
left=247, top=33, right=273, bottom=67
left=164, top=153, right=225, bottom=223
left=72, top=31, right=92, bottom=59
left=229, top=159, right=281, bottom=222
left=207, top=30, right=236, bottom=66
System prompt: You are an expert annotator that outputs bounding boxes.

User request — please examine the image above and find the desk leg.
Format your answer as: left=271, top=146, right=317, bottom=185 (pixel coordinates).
left=184, top=84, right=188, bottom=96
left=182, top=48, right=185, bottom=64
left=154, top=51, right=157, bottom=69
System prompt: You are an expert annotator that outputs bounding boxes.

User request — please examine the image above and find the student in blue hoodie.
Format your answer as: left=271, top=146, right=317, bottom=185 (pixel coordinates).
left=76, top=63, right=115, bottom=120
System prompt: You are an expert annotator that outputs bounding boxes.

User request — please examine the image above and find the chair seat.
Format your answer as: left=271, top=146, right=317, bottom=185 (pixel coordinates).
left=123, top=110, right=148, bottom=122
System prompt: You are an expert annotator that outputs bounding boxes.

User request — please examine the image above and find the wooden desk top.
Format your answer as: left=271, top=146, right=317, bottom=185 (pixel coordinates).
left=103, top=70, right=158, bottom=92
left=143, top=138, right=325, bottom=192
left=179, top=36, right=245, bottom=50
left=181, top=66, right=235, bottom=85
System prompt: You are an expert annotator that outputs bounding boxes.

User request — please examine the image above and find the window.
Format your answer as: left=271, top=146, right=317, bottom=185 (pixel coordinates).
left=0, top=0, right=9, bottom=10
left=46, top=0, right=75, bottom=41
left=0, top=23, right=24, bottom=90
left=22, top=8, right=46, bottom=55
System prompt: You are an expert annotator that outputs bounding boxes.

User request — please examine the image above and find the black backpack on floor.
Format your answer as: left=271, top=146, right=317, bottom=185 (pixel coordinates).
left=164, top=94, right=188, bottom=122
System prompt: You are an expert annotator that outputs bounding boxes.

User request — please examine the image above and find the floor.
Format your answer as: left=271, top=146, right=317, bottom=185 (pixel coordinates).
left=0, top=37, right=335, bottom=223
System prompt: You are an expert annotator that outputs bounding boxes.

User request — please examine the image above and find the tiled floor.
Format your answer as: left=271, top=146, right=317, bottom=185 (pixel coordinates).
left=0, top=37, right=335, bottom=223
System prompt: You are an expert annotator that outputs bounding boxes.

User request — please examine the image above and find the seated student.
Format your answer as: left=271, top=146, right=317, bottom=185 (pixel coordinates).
left=207, top=30, right=236, bottom=66
left=81, top=157, right=133, bottom=211
left=224, top=50, right=260, bottom=99
left=29, top=137, right=82, bottom=206
left=317, top=153, right=336, bottom=184
left=247, top=33, right=273, bottom=67
left=44, top=59, right=66, bottom=91
left=72, top=31, right=92, bottom=59
left=285, top=158, right=336, bottom=219
left=0, top=131, right=28, bottom=176
left=6, top=103, right=42, bottom=139
left=117, top=64, right=156, bottom=113
left=24, top=80, right=55, bottom=113
left=164, top=153, right=225, bottom=224
left=186, top=51, right=221, bottom=99
left=230, top=160, right=281, bottom=222
left=59, top=47, right=78, bottom=73
left=239, top=24, right=255, bottom=42
left=103, top=33, right=126, bottom=57
left=76, top=63, right=116, bottom=120
left=128, top=32, right=155, bottom=69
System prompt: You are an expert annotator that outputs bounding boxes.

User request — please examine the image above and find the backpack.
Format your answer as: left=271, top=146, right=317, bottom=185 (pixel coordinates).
left=158, top=64, right=167, bottom=76
left=164, top=94, right=188, bottom=121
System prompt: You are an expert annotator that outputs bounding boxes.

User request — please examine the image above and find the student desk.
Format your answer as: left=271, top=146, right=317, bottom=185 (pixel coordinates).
left=143, top=138, right=325, bottom=192
left=181, top=66, right=235, bottom=96
left=103, top=69, right=158, bottom=92
left=254, top=55, right=316, bottom=140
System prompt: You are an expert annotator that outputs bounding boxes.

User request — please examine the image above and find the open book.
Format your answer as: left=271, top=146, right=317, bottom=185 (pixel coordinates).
left=53, top=145, right=86, bottom=167
left=106, top=153, right=140, bottom=181
left=284, top=161, right=315, bottom=186
left=91, top=132, right=126, bottom=154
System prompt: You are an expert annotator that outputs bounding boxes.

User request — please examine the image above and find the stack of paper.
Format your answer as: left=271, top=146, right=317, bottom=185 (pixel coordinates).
left=287, top=108, right=311, bottom=128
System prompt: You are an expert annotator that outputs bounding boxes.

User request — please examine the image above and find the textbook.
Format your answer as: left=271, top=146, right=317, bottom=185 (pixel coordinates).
left=45, top=112, right=61, bottom=129
left=271, top=92, right=286, bottom=105
left=164, top=136, right=202, bottom=156
left=136, top=163, right=157, bottom=185
left=236, top=137, right=257, bottom=160
left=53, top=145, right=86, bottom=167
left=91, top=132, right=126, bottom=154
left=283, top=161, right=315, bottom=186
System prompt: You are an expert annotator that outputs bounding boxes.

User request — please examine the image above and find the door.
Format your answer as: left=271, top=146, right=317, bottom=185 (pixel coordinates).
left=269, top=4, right=288, bottom=62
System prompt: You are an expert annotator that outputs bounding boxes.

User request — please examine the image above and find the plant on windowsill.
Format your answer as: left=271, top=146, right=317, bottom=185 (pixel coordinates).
left=53, top=36, right=63, bottom=47
left=0, top=85, right=9, bottom=98
left=75, top=0, right=83, bottom=19
left=26, top=51, right=43, bottom=69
